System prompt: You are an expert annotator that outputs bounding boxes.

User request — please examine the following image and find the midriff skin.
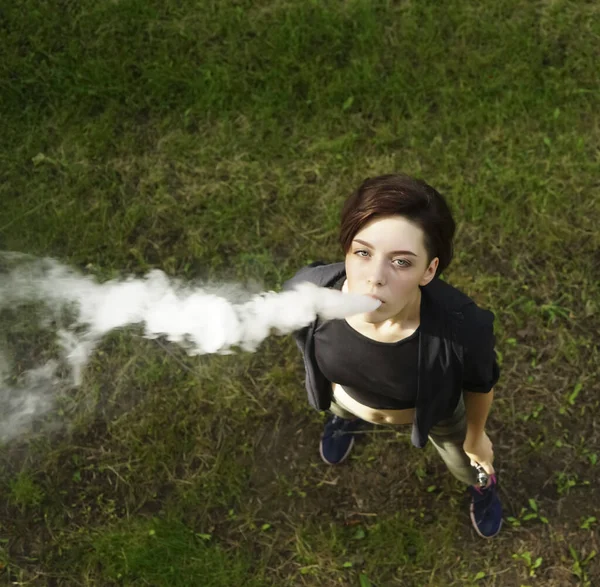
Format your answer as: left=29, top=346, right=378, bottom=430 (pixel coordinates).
left=332, top=382, right=415, bottom=425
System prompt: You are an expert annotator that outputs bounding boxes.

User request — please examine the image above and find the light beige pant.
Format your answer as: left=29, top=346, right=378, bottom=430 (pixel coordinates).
left=330, top=395, right=478, bottom=486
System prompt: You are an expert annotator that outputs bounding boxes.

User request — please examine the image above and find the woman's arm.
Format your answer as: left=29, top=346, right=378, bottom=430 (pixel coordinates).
left=462, top=389, right=495, bottom=475
left=464, top=389, right=494, bottom=439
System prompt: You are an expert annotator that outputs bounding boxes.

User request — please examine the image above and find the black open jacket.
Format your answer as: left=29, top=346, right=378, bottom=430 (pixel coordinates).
left=283, top=262, right=500, bottom=448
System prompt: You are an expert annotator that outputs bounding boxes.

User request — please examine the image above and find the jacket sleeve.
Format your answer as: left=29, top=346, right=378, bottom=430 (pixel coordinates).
left=461, top=305, right=500, bottom=393
left=281, top=261, right=326, bottom=292
left=281, top=262, right=324, bottom=344
left=281, top=262, right=332, bottom=411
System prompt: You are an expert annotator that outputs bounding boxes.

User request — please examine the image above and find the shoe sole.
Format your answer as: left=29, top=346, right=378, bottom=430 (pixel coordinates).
left=469, top=504, right=503, bottom=539
left=319, top=436, right=355, bottom=465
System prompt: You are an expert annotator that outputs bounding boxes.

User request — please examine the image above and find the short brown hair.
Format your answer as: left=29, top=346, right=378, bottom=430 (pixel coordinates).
left=339, top=174, right=456, bottom=277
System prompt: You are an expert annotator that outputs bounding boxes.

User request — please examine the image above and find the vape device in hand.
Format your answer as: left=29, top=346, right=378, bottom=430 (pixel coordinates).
left=474, top=463, right=489, bottom=488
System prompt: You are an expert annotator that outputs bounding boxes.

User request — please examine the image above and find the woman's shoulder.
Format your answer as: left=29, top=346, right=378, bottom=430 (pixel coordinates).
left=422, top=278, right=474, bottom=312
left=282, top=261, right=345, bottom=291
left=423, top=279, right=496, bottom=335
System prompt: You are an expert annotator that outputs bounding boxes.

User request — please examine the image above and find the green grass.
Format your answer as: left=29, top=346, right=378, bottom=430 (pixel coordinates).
left=292, top=514, right=445, bottom=584
left=8, top=472, right=45, bottom=512
left=88, top=517, right=262, bottom=586
left=1, top=0, right=599, bottom=585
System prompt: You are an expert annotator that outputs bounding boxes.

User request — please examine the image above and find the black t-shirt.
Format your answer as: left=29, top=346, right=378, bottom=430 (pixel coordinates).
left=313, top=275, right=419, bottom=410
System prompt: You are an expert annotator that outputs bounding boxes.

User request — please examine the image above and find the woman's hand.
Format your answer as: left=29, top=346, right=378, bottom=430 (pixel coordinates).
left=463, top=431, right=495, bottom=475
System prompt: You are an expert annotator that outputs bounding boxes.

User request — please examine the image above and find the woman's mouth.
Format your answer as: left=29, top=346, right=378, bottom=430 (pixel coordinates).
left=366, top=294, right=384, bottom=304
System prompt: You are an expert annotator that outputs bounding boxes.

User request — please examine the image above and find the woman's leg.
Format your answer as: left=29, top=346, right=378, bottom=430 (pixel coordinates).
left=329, top=398, right=358, bottom=420
left=427, top=396, right=479, bottom=486
left=320, top=391, right=362, bottom=465
left=429, top=397, right=503, bottom=538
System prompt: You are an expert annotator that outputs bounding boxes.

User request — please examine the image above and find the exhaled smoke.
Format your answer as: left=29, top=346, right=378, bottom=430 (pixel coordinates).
left=0, top=253, right=379, bottom=442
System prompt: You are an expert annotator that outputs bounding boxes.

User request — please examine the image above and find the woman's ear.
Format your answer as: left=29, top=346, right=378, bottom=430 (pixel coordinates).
left=420, top=257, right=439, bottom=286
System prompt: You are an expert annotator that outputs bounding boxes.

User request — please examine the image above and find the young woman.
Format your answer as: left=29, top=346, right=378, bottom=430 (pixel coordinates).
left=283, top=174, right=502, bottom=538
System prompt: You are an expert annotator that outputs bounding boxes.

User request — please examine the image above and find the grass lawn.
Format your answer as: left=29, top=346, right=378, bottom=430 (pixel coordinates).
left=1, top=0, right=599, bottom=585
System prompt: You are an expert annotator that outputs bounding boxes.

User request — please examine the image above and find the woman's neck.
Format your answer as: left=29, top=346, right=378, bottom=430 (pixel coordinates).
left=372, top=288, right=421, bottom=332
left=343, top=280, right=421, bottom=334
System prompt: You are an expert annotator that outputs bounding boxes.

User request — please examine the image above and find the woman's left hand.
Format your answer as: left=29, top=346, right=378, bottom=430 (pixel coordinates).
left=463, top=431, right=495, bottom=475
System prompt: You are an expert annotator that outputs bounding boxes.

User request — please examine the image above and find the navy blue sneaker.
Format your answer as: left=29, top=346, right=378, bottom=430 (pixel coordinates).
left=319, top=416, right=363, bottom=465
left=467, top=474, right=503, bottom=538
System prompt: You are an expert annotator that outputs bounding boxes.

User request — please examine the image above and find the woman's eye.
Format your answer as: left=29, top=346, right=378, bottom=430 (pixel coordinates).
left=394, top=259, right=410, bottom=267
left=355, top=250, right=369, bottom=257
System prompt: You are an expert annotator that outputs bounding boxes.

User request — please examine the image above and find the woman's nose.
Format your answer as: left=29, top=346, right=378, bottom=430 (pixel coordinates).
left=368, top=262, right=386, bottom=286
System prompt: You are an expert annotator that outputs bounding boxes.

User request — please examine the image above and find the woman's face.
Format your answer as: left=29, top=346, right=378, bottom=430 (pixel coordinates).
left=344, top=215, right=439, bottom=323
